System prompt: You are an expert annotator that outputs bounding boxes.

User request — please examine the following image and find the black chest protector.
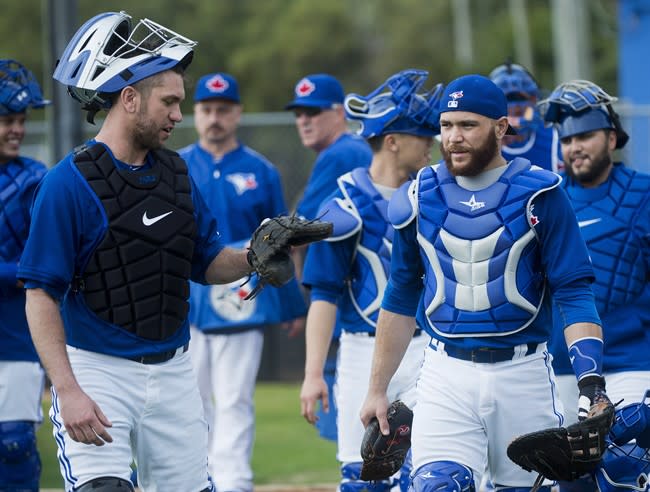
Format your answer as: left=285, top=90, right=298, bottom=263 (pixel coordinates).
left=74, top=143, right=197, bottom=341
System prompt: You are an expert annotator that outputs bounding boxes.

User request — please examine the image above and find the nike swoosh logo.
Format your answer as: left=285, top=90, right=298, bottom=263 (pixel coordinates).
left=578, top=218, right=601, bottom=228
left=142, top=211, right=173, bottom=226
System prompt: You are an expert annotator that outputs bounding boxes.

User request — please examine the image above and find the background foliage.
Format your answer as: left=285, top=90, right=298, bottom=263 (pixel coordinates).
left=2, top=0, right=618, bottom=114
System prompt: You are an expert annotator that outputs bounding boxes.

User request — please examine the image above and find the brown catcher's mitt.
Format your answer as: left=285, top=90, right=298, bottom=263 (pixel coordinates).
left=360, top=400, right=413, bottom=481
left=246, top=215, right=332, bottom=299
left=507, top=395, right=615, bottom=484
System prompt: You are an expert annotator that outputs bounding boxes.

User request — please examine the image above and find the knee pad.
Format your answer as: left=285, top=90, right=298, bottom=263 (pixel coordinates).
left=0, top=421, right=40, bottom=491
left=74, top=477, right=135, bottom=491
left=339, top=462, right=393, bottom=492
left=410, top=461, right=475, bottom=492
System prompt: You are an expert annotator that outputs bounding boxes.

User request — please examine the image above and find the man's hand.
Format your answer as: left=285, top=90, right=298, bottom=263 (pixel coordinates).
left=281, top=316, right=306, bottom=338
left=300, top=375, right=329, bottom=425
left=360, top=391, right=391, bottom=435
left=58, top=387, right=113, bottom=446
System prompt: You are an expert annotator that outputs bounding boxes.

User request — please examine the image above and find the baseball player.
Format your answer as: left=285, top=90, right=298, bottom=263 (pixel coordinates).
left=540, top=80, right=650, bottom=491
left=359, top=74, right=611, bottom=491
left=17, top=11, right=258, bottom=492
left=287, top=73, right=373, bottom=441
left=0, top=59, right=50, bottom=491
left=489, top=62, right=563, bottom=172
left=300, top=69, right=440, bottom=492
left=178, top=72, right=306, bottom=492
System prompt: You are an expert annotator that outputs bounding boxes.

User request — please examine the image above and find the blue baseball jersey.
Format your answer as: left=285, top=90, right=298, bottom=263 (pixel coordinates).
left=18, top=141, right=224, bottom=359
left=296, top=133, right=372, bottom=220
left=0, top=156, right=47, bottom=362
left=550, top=163, right=650, bottom=374
left=179, top=142, right=306, bottom=332
left=502, top=124, right=563, bottom=172
left=382, top=161, right=599, bottom=351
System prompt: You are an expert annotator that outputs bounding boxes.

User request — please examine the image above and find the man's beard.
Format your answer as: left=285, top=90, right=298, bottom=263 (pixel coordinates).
left=441, top=130, right=499, bottom=177
left=134, top=103, right=162, bottom=151
left=565, top=143, right=612, bottom=186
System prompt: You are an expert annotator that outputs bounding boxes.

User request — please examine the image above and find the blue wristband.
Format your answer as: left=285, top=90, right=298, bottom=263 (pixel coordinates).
left=568, top=336, right=604, bottom=382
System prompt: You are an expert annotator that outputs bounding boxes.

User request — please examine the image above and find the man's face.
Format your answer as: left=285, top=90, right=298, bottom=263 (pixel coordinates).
left=194, top=99, right=242, bottom=147
left=439, top=111, right=501, bottom=177
left=561, top=129, right=615, bottom=187
left=392, top=133, right=434, bottom=173
left=133, top=71, right=185, bottom=151
left=0, top=113, right=26, bottom=164
left=293, top=106, right=341, bottom=152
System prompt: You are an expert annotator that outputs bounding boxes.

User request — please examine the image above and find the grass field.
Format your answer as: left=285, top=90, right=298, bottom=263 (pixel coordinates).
left=37, top=382, right=339, bottom=489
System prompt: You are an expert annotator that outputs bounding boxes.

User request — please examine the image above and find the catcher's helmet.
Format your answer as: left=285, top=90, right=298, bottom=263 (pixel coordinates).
left=489, top=62, right=541, bottom=135
left=538, top=80, right=629, bottom=149
left=594, top=391, right=650, bottom=492
left=53, top=11, right=195, bottom=116
left=489, top=62, right=539, bottom=100
left=344, top=69, right=442, bottom=139
left=0, top=60, right=50, bottom=115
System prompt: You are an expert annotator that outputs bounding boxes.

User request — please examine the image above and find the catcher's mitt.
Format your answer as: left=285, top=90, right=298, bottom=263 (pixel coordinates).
left=245, top=215, right=333, bottom=299
left=507, top=396, right=615, bottom=484
left=360, top=400, right=413, bottom=481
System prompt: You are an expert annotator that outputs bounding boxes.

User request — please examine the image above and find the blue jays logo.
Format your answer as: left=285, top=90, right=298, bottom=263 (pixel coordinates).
left=205, top=74, right=229, bottom=94
left=448, top=90, right=463, bottom=108
left=226, top=173, right=258, bottom=195
left=296, top=78, right=315, bottom=97
left=209, top=278, right=256, bottom=321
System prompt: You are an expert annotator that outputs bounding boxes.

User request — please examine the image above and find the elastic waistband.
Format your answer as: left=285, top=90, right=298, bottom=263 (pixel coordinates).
left=126, top=342, right=189, bottom=365
left=428, top=339, right=546, bottom=363
left=347, top=329, right=422, bottom=338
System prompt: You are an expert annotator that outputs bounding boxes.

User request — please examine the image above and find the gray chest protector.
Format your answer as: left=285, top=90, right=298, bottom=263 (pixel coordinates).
left=74, top=143, right=197, bottom=341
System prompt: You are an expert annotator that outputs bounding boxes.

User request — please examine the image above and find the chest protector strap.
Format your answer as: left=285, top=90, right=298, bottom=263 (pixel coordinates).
left=416, top=158, right=560, bottom=337
left=74, top=143, right=197, bottom=341
left=337, top=168, right=393, bottom=327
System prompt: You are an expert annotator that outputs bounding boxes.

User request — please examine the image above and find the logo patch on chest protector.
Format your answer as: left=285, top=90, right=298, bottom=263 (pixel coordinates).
left=460, top=194, right=485, bottom=212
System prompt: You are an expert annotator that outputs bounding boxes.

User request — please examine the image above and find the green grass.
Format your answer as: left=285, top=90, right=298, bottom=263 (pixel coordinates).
left=38, top=382, right=339, bottom=488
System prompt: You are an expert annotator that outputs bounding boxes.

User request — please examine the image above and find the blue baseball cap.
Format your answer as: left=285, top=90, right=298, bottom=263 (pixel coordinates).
left=194, top=73, right=240, bottom=103
left=285, top=74, right=344, bottom=110
left=440, top=74, right=516, bottom=134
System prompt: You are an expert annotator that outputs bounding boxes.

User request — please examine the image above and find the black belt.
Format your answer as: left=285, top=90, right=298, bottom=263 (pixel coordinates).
left=127, top=342, right=189, bottom=364
left=350, top=329, right=423, bottom=338
left=429, top=340, right=541, bottom=363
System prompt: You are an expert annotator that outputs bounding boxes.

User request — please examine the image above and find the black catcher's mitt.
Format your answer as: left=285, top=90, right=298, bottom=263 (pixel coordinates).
left=360, top=400, right=413, bottom=481
left=245, top=215, right=333, bottom=299
left=507, top=395, right=615, bottom=484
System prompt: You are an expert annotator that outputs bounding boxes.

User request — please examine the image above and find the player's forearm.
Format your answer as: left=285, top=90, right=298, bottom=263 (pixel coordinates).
left=367, top=309, right=415, bottom=394
left=303, top=300, right=337, bottom=378
left=25, top=288, right=80, bottom=395
left=564, top=322, right=602, bottom=346
left=205, top=247, right=253, bottom=284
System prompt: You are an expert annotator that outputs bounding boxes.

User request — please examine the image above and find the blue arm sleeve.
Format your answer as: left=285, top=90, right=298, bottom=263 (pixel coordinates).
left=381, top=221, right=423, bottom=316
left=552, top=278, right=601, bottom=328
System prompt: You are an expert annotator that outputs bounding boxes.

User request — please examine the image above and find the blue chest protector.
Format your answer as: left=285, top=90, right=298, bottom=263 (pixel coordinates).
left=562, top=165, right=650, bottom=314
left=393, top=158, right=560, bottom=337
left=325, top=168, right=393, bottom=327
left=0, top=158, right=46, bottom=262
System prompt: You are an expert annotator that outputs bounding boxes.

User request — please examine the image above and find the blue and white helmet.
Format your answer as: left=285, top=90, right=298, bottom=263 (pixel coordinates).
left=538, top=80, right=629, bottom=149
left=53, top=11, right=196, bottom=115
left=0, top=60, right=51, bottom=115
left=489, top=62, right=541, bottom=135
left=344, top=69, right=443, bottom=139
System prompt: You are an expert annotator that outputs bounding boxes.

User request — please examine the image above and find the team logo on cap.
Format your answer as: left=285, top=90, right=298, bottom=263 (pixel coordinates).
left=448, top=90, right=464, bottom=108
left=206, top=74, right=229, bottom=94
left=296, top=78, right=316, bottom=97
